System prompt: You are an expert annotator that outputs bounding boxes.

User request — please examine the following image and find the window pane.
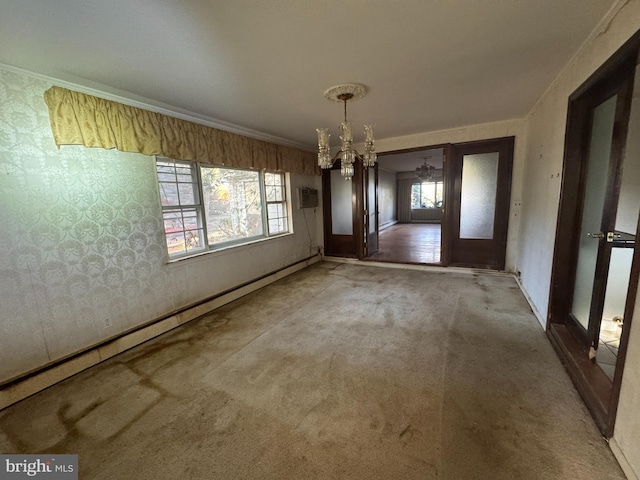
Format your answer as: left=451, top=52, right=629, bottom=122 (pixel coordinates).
left=268, top=203, right=283, bottom=217
left=183, top=211, right=199, bottom=231
left=156, top=162, right=175, bottom=173
left=159, top=182, right=179, bottom=206
left=201, top=167, right=264, bottom=244
left=413, top=182, right=442, bottom=208
left=158, top=172, right=176, bottom=182
left=267, top=186, right=284, bottom=202
left=422, top=183, right=436, bottom=207
left=267, top=201, right=288, bottom=235
left=265, top=173, right=285, bottom=202
left=268, top=215, right=287, bottom=235
left=185, top=230, right=204, bottom=252
left=166, top=231, right=187, bottom=256
left=411, top=184, right=421, bottom=208
left=163, top=211, right=183, bottom=233
left=269, top=219, right=280, bottom=232
left=162, top=208, right=205, bottom=256
left=265, top=172, right=283, bottom=186
left=178, top=183, right=195, bottom=204
left=157, top=160, right=198, bottom=207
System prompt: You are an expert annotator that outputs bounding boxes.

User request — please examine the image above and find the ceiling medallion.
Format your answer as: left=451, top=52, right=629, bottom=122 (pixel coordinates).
left=323, top=83, right=368, bottom=102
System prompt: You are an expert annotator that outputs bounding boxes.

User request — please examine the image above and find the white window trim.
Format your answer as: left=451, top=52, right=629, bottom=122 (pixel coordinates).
left=155, top=157, right=293, bottom=261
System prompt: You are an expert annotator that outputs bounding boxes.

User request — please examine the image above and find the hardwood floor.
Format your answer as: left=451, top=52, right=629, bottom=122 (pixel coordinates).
left=366, top=223, right=441, bottom=264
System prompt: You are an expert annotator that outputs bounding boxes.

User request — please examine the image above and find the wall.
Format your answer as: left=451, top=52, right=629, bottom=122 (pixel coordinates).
left=378, top=168, right=397, bottom=228
left=0, top=67, right=321, bottom=384
left=514, top=0, right=640, bottom=477
left=376, top=118, right=527, bottom=272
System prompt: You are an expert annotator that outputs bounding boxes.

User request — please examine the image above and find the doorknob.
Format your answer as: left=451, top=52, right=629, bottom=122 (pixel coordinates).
left=606, top=231, right=622, bottom=242
left=586, top=231, right=623, bottom=242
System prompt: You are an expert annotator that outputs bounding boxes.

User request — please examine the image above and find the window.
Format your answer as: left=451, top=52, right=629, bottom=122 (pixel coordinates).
left=156, top=159, right=206, bottom=257
left=156, top=158, right=291, bottom=259
left=411, top=181, right=443, bottom=209
left=264, top=172, right=289, bottom=235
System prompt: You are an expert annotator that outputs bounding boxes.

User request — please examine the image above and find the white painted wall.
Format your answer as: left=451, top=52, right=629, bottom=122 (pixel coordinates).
left=378, top=168, right=397, bottom=228
left=375, top=118, right=527, bottom=272
left=0, top=66, right=321, bottom=384
left=514, top=1, right=640, bottom=477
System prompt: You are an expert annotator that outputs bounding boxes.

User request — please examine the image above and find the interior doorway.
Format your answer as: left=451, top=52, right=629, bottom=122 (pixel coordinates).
left=366, top=137, right=514, bottom=270
left=370, top=146, right=446, bottom=265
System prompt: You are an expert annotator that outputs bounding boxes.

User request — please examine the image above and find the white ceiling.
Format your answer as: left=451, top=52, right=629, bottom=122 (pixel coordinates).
left=0, top=0, right=616, bottom=151
left=377, top=148, right=444, bottom=173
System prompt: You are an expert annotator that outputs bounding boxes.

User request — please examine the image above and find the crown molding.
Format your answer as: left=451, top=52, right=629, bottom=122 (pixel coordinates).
left=0, top=63, right=313, bottom=152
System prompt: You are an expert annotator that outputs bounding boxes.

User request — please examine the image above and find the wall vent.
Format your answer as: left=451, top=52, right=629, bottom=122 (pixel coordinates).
left=298, top=187, right=318, bottom=209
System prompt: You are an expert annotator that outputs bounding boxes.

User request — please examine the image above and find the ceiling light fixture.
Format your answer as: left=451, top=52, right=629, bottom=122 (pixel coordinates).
left=415, top=156, right=435, bottom=181
left=316, top=83, right=377, bottom=180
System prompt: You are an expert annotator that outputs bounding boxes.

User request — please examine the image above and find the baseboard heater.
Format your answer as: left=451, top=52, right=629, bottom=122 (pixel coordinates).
left=0, top=254, right=321, bottom=411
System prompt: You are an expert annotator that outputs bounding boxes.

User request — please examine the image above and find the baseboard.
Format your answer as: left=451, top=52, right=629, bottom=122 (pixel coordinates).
left=610, top=438, right=639, bottom=480
left=379, top=220, right=398, bottom=231
left=0, top=255, right=320, bottom=411
left=514, top=275, right=547, bottom=331
left=323, top=256, right=512, bottom=277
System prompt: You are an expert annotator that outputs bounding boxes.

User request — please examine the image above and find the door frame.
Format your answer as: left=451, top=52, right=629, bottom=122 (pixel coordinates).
left=547, top=30, right=640, bottom=437
left=447, top=137, right=514, bottom=270
left=375, top=143, right=450, bottom=265
left=364, top=164, right=379, bottom=257
left=322, top=161, right=358, bottom=258
left=322, top=159, right=369, bottom=259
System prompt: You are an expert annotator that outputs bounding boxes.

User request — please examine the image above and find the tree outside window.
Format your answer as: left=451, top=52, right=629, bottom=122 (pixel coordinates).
left=411, top=181, right=443, bottom=208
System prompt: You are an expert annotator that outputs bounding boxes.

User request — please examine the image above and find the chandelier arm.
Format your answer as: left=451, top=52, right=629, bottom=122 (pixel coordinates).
left=330, top=149, right=365, bottom=161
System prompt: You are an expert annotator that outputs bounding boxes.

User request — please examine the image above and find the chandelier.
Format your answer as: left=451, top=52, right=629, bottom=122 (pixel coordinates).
left=316, top=84, right=377, bottom=180
left=415, top=157, right=435, bottom=181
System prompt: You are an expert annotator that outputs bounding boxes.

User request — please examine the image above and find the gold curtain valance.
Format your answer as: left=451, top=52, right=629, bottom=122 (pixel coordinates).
left=43, top=86, right=319, bottom=176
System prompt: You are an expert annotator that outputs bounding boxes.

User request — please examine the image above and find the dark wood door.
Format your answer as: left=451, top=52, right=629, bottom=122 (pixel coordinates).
left=547, top=40, right=640, bottom=437
left=322, top=160, right=365, bottom=258
left=365, top=164, right=379, bottom=256
left=551, top=52, right=636, bottom=347
left=448, top=137, right=514, bottom=270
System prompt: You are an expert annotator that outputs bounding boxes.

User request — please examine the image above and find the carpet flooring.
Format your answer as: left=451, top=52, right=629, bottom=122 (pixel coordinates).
left=0, top=262, right=626, bottom=479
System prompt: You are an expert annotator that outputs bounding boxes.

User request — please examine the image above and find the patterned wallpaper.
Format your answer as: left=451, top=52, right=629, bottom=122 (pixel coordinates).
left=0, top=68, right=174, bottom=382
left=0, top=67, right=321, bottom=384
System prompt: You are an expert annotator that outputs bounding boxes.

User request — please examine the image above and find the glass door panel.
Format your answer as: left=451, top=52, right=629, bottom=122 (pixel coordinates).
left=459, top=152, right=499, bottom=239
left=597, top=66, right=640, bottom=379
left=570, top=95, right=617, bottom=329
left=330, top=169, right=353, bottom=235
